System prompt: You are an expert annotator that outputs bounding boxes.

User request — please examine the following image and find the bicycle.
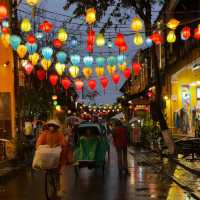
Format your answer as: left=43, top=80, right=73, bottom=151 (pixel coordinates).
left=44, top=169, right=59, bottom=200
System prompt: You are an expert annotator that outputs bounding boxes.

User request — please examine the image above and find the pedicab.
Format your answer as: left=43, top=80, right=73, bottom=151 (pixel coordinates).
left=73, top=122, right=109, bottom=175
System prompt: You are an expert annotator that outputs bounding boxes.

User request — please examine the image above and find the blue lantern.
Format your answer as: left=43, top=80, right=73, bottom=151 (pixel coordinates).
left=70, top=36, right=78, bottom=48
left=25, top=42, right=38, bottom=54
left=70, top=54, right=80, bottom=65
left=96, top=56, right=105, bottom=67
left=107, top=40, right=113, bottom=48
left=117, top=54, right=126, bottom=64
left=83, top=56, right=93, bottom=67
left=56, top=51, right=67, bottom=64
left=2, top=20, right=9, bottom=28
left=35, top=32, right=44, bottom=40
left=10, top=35, right=21, bottom=50
left=145, top=37, right=153, bottom=47
left=107, top=56, right=117, bottom=66
left=42, top=47, right=53, bottom=60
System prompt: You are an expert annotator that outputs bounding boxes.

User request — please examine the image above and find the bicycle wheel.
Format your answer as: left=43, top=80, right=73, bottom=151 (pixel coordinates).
left=45, top=170, right=59, bottom=200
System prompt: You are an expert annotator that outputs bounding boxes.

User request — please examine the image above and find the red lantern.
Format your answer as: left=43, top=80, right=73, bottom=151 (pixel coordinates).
left=24, top=62, right=34, bottom=75
left=27, top=34, right=36, bottom=44
left=100, top=76, right=109, bottom=91
left=119, top=43, right=128, bottom=53
left=194, top=26, right=200, bottom=40
left=114, top=33, right=125, bottom=47
left=132, top=62, right=141, bottom=76
left=75, top=80, right=84, bottom=92
left=0, top=4, right=8, bottom=21
left=39, top=20, right=53, bottom=33
left=181, top=26, right=190, bottom=40
left=150, top=32, right=163, bottom=45
left=49, top=74, right=58, bottom=86
left=61, top=77, right=71, bottom=90
left=52, top=39, right=62, bottom=48
left=123, top=68, right=131, bottom=79
left=112, top=73, right=120, bottom=85
left=86, top=43, right=94, bottom=53
left=88, top=80, right=96, bottom=90
left=36, top=69, right=46, bottom=81
left=2, top=27, right=9, bottom=34
left=87, top=29, right=95, bottom=45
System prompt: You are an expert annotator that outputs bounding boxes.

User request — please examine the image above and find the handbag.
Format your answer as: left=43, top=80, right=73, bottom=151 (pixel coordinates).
left=32, top=145, right=62, bottom=170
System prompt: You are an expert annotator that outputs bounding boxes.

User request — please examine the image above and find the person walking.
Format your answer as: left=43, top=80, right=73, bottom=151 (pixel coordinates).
left=112, top=120, right=129, bottom=174
left=36, top=119, right=69, bottom=197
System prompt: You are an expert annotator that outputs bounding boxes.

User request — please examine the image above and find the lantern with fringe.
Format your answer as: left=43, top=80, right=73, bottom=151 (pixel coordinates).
left=69, top=65, right=79, bottom=78
left=56, top=51, right=67, bottom=64
left=21, top=18, right=32, bottom=32
left=17, top=45, right=27, bottom=59
left=42, top=47, right=53, bottom=60
left=26, top=42, right=38, bottom=54
left=57, top=28, right=68, bottom=42
left=83, top=67, right=93, bottom=79
left=85, top=8, right=96, bottom=25
left=41, top=58, right=52, bottom=71
left=131, top=17, right=143, bottom=32
left=29, top=53, right=40, bottom=65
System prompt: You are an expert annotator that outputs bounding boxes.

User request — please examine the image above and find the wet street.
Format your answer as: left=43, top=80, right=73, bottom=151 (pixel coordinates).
left=0, top=147, right=197, bottom=200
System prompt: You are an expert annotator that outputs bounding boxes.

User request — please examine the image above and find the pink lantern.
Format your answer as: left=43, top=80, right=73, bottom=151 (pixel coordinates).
left=88, top=80, right=96, bottom=90
left=61, top=77, right=71, bottom=90
left=132, top=62, right=141, bottom=76
left=112, top=73, right=120, bottom=85
left=49, top=74, right=58, bottom=86
left=24, top=62, right=33, bottom=75
left=75, top=80, right=84, bottom=92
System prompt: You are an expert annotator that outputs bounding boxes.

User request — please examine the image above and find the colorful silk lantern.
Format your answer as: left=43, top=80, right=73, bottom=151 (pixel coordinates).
left=25, top=42, right=38, bottom=54
left=42, top=47, right=53, bottom=60
left=107, top=65, right=116, bottom=75
left=35, top=32, right=44, bottom=40
left=87, top=29, right=95, bottom=44
left=194, top=25, right=200, bottom=40
left=167, top=18, right=180, bottom=30
left=61, top=77, right=71, bottom=90
left=88, top=80, right=96, bottom=90
left=96, top=56, right=105, bottom=67
left=24, top=62, right=34, bottom=75
left=21, top=18, right=32, bottom=32
left=112, top=73, right=120, bottom=85
left=1, top=33, right=10, bottom=48
left=119, top=43, right=128, bottom=53
left=36, top=69, right=46, bottom=81
left=2, top=20, right=9, bottom=28
left=70, top=36, right=78, bottom=48
left=0, top=4, right=8, bottom=21
left=57, top=28, right=68, bottom=42
left=56, top=51, right=67, bottom=64
left=1, top=27, right=9, bottom=34
left=118, top=63, right=127, bottom=72
left=100, top=76, right=109, bottom=91
left=41, top=59, right=52, bottom=71
left=70, top=54, right=80, bottom=65
left=83, top=56, right=93, bottom=67
left=133, top=33, right=144, bottom=46
left=85, top=8, right=96, bottom=25
left=115, top=33, right=125, bottom=47
left=49, top=74, right=58, bottom=86
left=55, top=62, right=65, bottom=76
left=167, top=30, right=176, bottom=43
left=95, top=67, right=104, bottom=77
left=181, top=26, right=191, bottom=40
left=131, top=17, right=143, bottom=32
left=117, top=54, right=126, bottom=65
left=132, top=62, right=141, bottom=76
left=123, top=68, right=131, bottom=79
left=27, top=34, right=36, bottom=44
left=145, top=37, right=153, bottom=47
left=107, top=40, right=113, bottom=48
left=17, top=45, right=27, bottom=59
left=96, top=33, right=105, bottom=47
left=107, top=56, right=117, bottom=66
left=150, top=32, right=163, bottom=45
left=83, top=67, right=93, bottom=79
left=39, top=20, right=53, bottom=33
left=10, top=35, right=21, bottom=50
left=75, top=80, right=84, bottom=92
left=29, top=53, right=40, bottom=65
left=26, top=0, right=40, bottom=6
left=52, top=39, right=62, bottom=48
left=69, top=65, right=79, bottom=78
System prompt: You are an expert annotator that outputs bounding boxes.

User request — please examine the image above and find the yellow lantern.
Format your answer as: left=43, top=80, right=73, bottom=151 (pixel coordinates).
left=17, top=45, right=27, bottom=59
left=83, top=67, right=93, bottom=79
left=167, top=18, right=180, bottom=30
left=1, top=33, right=10, bottom=48
left=69, top=65, right=79, bottom=78
left=21, top=18, right=32, bottom=32
left=133, top=33, right=143, bottom=46
left=95, top=67, right=104, bottom=77
left=118, top=63, right=127, bottom=72
left=131, top=17, right=143, bottom=32
left=41, top=59, right=52, bottom=71
left=85, top=8, right=96, bottom=25
left=96, top=33, right=105, bottom=47
left=29, top=53, right=40, bottom=65
left=26, top=0, right=40, bottom=6
left=107, top=65, right=116, bottom=75
left=57, top=28, right=68, bottom=42
left=55, top=63, right=65, bottom=76
left=167, top=30, right=176, bottom=43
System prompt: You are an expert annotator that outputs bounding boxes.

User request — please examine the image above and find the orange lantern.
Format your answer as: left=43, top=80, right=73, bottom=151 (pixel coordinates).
left=112, top=73, right=120, bottom=85
left=95, top=67, right=104, bottom=77
left=41, top=59, right=52, bottom=71
left=167, top=18, right=180, bottom=30
left=17, top=45, right=27, bottom=59
left=107, top=65, right=116, bottom=75
left=83, top=67, right=93, bottom=79
left=0, top=4, right=8, bottom=21
left=85, top=8, right=96, bottom=25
